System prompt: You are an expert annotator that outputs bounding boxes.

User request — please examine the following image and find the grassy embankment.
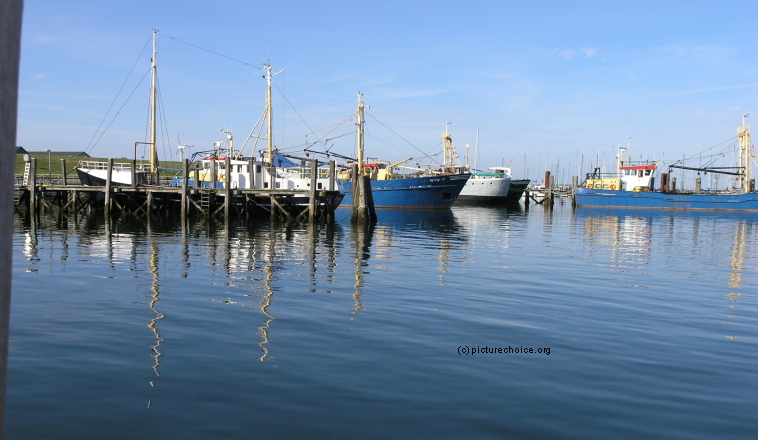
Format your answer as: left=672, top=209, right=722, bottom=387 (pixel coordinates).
left=15, top=154, right=184, bottom=179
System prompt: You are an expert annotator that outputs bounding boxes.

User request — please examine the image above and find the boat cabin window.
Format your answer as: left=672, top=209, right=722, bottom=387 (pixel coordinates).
left=645, top=170, right=651, bottom=176
left=256, top=165, right=262, bottom=174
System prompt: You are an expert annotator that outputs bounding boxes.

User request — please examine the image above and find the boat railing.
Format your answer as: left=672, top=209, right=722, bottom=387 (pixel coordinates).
left=77, top=160, right=136, bottom=170
left=620, top=160, right=656, bottom=168
left=584, top=171, right=619, bottom=180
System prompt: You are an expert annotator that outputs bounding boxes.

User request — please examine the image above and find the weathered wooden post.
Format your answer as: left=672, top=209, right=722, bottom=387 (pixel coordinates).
left=61, top=159, right=67, bottom=186
left=1, top=1, right=23, bottom=436
left=105, top=158, right=113, bottom=215
left=29, top=158, right=38, bottom=214
left=210, top=160, right=217, bottom=190
left=181, top=158, right=189, bottom=218
left=329, top=160, right=335, bottom=191
left=309, top=159, right=318, bottom=221
left=131, top=160, right=136, bottom=187
left=572, top=175, right=578, bottom=207
left=224, top=157, right=232, bottom=219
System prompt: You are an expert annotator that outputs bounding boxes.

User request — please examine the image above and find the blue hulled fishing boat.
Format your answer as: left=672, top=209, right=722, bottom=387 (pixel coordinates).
left=575, top=115, right=758, bottom=211
left=339, top=95, right=469, bottom=209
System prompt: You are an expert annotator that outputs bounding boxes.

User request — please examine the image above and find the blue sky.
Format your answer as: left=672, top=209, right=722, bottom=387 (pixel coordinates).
left=17, top=0, right=758, bottom=181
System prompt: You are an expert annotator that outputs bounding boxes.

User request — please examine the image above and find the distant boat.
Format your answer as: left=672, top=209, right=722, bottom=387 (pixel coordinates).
left=575, top=115, right=758, bottom=211
left=340, top=97, right=469, bottom=209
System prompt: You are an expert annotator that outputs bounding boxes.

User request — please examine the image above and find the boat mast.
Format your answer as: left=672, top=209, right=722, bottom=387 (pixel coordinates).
left=150, top=29, right=159, bottom=179
left=263, top=63, right=283, bottom=166
left=739, top=114, right=752, bottom=192
left=356, top=92, right=367, bottom=175
left=442, top=122, right=454, bottom=171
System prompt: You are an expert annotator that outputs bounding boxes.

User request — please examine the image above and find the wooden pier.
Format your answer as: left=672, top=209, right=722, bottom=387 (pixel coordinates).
left=13, top=157, right=344, bottom=223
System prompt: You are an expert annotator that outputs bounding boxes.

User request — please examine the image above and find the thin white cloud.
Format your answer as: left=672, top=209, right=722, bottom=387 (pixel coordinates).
left=551, top=47, right=602, bottom=60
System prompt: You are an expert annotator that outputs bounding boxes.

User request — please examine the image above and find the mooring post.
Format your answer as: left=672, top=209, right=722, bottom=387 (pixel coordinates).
left=572, top=175, right=578, bottom=207
left=181, top=158, right=189, bottom=218
left=61, top=159, right=67, bottom=186
left=248, top=159, right=254, bottom=189
left=224, top=157, right=231, bottom=219
left=105, top=158, right=113, bottom=215
left=329, top=160, right=335, bottom=191
left=211, top=160, right=217, bottom=190
left=309, top=159, right=318, bottom=221
left=543, top=171, right=552, bottom=206
left=131, top=160, right=136, bottom=187
left=1, top=1, right=23, bottom=436
left=29, top=158, right=38, bottom=214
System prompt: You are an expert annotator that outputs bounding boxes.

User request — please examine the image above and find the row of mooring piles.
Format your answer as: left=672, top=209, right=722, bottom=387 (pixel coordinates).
left=13, top=156, right=343, bottom=224
left=522, top=171, right=565, bottom=209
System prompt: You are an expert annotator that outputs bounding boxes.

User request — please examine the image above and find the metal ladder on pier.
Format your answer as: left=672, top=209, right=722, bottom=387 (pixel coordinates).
left=200, top=192, right=211, bottom=213
left=22, top=161, right=31, bottom=185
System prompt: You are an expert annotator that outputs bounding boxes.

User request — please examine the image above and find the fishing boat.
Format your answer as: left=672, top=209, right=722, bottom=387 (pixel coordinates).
left=340, top=95, right=469, bottom=209
left=77, top=31, right=344, bottom=211
left=181, top=63, right=346, bottom=210
left=456, top=167, right=512, bottom=205
left=575, top=115, right=758, bottom=211
left=450, top=127, right=513, bottom=205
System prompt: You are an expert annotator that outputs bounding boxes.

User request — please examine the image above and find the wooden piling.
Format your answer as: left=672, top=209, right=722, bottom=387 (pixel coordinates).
left=105, top=158, right=113, bottom=215
left=210, top=160, right=217, bottom=190
left=1, top=1, right=23, bottom=435
left=329, top=160, right=335, bottom=191
left=309, top=159, right=317, bottom=221
left=61, top=159, right=67, bottom=186
left=572, top=175, right=578, bottom=207
left=29, top=158, right=38, bottom=213
left=224, top=157, right=231, bottom=218
left=181, top=159, right=189, bottom=218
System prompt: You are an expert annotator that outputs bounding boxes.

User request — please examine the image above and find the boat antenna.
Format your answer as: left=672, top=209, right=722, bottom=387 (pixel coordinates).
left=475, top=127, right=479, bottom=171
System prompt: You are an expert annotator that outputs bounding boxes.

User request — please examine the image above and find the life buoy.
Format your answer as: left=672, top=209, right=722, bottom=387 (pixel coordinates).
left=587, top=183, right=594, bottom=189
left=610, top=184, right=616, bottom=190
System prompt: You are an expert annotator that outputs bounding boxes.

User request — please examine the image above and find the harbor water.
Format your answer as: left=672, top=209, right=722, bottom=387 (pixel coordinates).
left=7, top=202, right=757, bottom=439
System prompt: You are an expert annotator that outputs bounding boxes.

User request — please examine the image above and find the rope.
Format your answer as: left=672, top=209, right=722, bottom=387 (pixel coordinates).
left=88, top=68, right=151, bottom=155
left=160, top=33, right=258, bottom=68
left=85, top=34, right=152, bottom=154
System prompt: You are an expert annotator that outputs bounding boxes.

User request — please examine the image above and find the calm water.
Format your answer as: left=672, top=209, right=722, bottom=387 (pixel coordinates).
left=7, top=202, right=757, bottom=439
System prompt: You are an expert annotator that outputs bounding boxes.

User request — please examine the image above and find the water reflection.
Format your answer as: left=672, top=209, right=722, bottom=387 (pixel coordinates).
left=574, top=208, right=758, bottom=338
left=146, top=217, right=165, bottom=404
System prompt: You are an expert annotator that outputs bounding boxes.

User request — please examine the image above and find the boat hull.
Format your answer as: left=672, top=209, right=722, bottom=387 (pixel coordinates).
left=455, top=174, right=511, bottom=205
left=575, top=188, right=758, bottom=211
left=341, top=174, right=469, bottom=209
left=76, top=168, right=148, bottom=187
left=508, top=179, right=530, bottom=204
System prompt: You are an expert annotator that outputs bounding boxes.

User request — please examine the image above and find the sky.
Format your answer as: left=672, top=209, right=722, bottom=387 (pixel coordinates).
left=16, top=0, right=758, bottom=181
